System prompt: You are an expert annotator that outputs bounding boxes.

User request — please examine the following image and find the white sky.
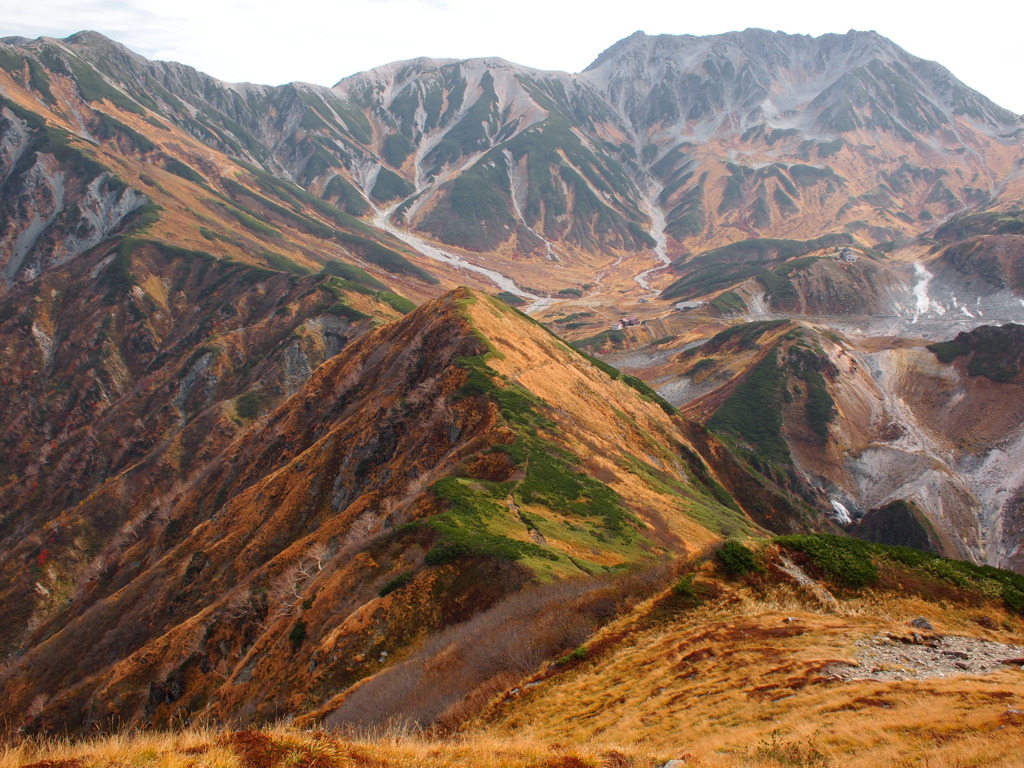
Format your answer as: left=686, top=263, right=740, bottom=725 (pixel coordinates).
left=2, top=0, right=1022, bottom=114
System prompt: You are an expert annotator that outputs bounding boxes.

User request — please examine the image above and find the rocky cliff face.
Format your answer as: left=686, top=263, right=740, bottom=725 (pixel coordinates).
left=0, top=103, right=147, bottom=284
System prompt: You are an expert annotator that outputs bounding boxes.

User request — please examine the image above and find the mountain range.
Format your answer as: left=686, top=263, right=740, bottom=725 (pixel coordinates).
left=1, top=26, right=1024, bottom=746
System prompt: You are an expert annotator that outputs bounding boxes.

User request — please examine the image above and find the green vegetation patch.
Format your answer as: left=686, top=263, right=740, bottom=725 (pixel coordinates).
left=235, top=391, right=268, bottom=421
left=323, top=175, right=370, bottom=216
left=776, top=534, right=1024, bottom=613
left=370, top=167, right=414, bottom=203
left=426, top=477, right=558, bottom=564
left=788, top=344, right=836, bottom=441
left=259, top=250, right=310, bottom=275
left=378, top=571, right=414, bottom=597
left=100, top=238, right=137, bottom=301
left=418, top=157, right=515, bottom=251
left=623, top=451, right=750, bottom=538
left=94, top=113, right=156, bottom=153
left=708, top=348, right=790, bottom=467
left=320, top=261, right=387, bottom=291
left=710, top=291, right=745, bottom=315
left=64, top=55, right=147, bottom=114
left=517, top=442, right=629, bottom=532
left=932, top=209, right=1024, bottom=242
left=927, top=324, right=1024, bottom=383
left=495, top=291, right=526, bottom=307
left=377, top=291, right=416, bottom=314
left=775, top=534, right=878, bottom=589
left=620, top=374, right=676, bottom=416
left=27, top=58, right=56, bottom=103
left=661, top=235, right=853, bottom=302
left=0, top=47, right=24, bottom=73
left=423, top=345, right=645, bottom=574
left=335, top=232, right=439, bottom=284
left=696, top=320, right=789, bottom=355
left=165, top=158, right=206, bottom=185
left=716, top=540, right=761, bottom=576
left=572, top=329, right=626, bottom=353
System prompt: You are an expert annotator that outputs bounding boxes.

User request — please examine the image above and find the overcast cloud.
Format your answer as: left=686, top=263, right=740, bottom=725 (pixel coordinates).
left=2, top=0, right=1022, bottom=113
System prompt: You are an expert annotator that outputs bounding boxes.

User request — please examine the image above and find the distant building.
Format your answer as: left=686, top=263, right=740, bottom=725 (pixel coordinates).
left=838, top=247, right=859, bottom=263
left=617, top=317, right=641, bottom=329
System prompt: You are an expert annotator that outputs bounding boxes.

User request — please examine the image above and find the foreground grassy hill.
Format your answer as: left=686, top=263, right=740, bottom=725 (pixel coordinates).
left=4, top=535, right=1022, bottom=767
left=0, top=288, right=809, bottom=734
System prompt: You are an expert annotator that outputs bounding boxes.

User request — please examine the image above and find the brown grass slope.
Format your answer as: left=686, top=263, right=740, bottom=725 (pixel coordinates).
left=474, top=541, right=1024, bottom=767
left=3, top=539, right=1023, bottom=767
left=0, top=288, right=800, bottom=734
left=0, top=238, right=399, bottom=657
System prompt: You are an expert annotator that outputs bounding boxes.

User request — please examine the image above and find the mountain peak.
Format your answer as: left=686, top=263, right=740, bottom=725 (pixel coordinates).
left=63, top=29, right=117, bottom=46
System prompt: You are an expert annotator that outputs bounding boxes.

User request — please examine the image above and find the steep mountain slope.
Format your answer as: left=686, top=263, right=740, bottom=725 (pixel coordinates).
left=0, top=33, right=446, bottom=302
left=636, top=320, right=1024, bottom=570
left=3, top=29, right=1021, bottom=311
left=0, top=288, right=808, bottom=733
left=0, top=237, right=395, bottom=657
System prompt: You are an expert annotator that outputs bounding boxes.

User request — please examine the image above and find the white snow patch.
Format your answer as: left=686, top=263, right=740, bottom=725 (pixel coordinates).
left=830, top=499, right=853, bottom=525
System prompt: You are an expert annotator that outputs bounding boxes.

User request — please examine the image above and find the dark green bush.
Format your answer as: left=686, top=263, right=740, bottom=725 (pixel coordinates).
left=556, top=646, right=588, bottom=665
left=1004, top=586, right=1024, bottom=615
left=716, top=540, right=760, bottom=576
left=289, top=619, right=307, bottom=648
left=378, top=571, right=414, bottom=597
left=775, top=534, right=878, bottom=589
left=424, top=541, right=473, bottom=566
left=671, top=574, right=697, bottom=599
left=235, top=391, right=266, bottom=420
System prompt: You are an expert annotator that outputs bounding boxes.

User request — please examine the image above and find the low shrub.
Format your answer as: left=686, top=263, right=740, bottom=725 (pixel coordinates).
left=378, top=572, right=414, bottom=597
left=289, top=619, right=307, bottom=649
left=775, top=534, right=878, bottom=589
left=556, top=646, right=588, bottom=665
left=715, top=540, right=760, bottom=576
left=424, top=541, right=473, bottom=566
left=671, top=574, right=698, bottom=600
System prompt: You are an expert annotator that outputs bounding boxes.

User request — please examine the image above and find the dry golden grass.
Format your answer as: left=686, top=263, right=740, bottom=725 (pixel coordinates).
left=5, top=715, right=1023, bottom=768
left=473, top=577, right=1024, bottom=768
left=6, top=575, right=1020, bottom=768
left=465, top=293, right=737, bottom=555
left=0, top=726, right=238, bottom=768
left=0, top=726, right=662, bottom=768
